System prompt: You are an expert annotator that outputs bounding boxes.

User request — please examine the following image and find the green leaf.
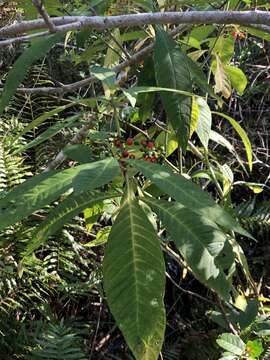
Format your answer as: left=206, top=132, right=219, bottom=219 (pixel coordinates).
left=190, top=97, right=199, bottom=137
left=213, top=35, right=235, bottom=64
left=103, top=198, right=165, bottom=360
left=123, top=86, right=196, bottom=108
left=246, top=340, right=264, bottom=359
left=90, top=66, right=117, bottom=90
left=85, top=226, right=111, bottom=247
left=63, top=144, right=94, bottom=164
left=0, top=34, right=63, bottom=114
left=154, top=27, right=192, bottom=151
left=253, top=317, right=270, bottom=336
left=0, top=158, right=119, bottom=230
left=129, top=160, right=251, bottom=238
left=104, top=28, right=122, bottom=68
left=216, top=333, right=245, bottom=356
left=73, top=157, right=120, bottom=192
left=84, top=203, right=104, bottom=231
left=244, top=27, right=270, bottom=41
left=25, top=192, right=116, bottom=256
left=195, top=97, right=212, bottom=149
left=213, top=112, right=253, bottom=171
left=18, top=0, right=63, bottom=19
left=143, top=197, right=234, bottom=300
left=225, top=65, right=248, bottom=95
left=189, top=25, right=215, bottom=43
left=15, top=115, right=80, bottom=154
left=184, top=55, right=217, bottom=98
left=137, top=56, right=156, bottom=123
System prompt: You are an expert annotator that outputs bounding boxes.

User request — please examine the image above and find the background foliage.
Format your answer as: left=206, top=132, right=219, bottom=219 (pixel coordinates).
left=0, top=0, right=269, bottom=359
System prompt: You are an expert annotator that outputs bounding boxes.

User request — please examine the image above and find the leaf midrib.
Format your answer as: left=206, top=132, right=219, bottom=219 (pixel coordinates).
left=149, top=200, right=224, bottom=272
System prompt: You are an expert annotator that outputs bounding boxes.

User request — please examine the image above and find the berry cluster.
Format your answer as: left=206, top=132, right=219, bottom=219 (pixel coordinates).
left=140, top=139, right=157, bottom=162
left=231, top=31, right=246, bottom=40
left=113, top=137, right=159, bottom=162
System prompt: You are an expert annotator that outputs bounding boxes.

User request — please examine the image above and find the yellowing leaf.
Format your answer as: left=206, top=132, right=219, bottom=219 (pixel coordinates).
left=248, top=185, right=264, bottom=194
left=213, top=56, right=231, bottom=99
left=213, top=112, right=253, bottom=172
left=190, top=96, right=199, bottom=138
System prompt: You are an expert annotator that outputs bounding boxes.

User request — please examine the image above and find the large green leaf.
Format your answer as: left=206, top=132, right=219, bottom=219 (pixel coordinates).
left=103, top=198, right=165, bottom=360
left=129, top=160, right=251, bottom=238
left=143, top=197, right=234, bottom=300
left=154, top=27, right=192, bottom=151
left=73, top=157, right=120, bottom=192
left=15, top=115, right=80, bottom=154
left=0, top=34, right=63, bottom=114
left=24, top=191, right=117, bottom=256
left=0, top=158, right=119, bottom=230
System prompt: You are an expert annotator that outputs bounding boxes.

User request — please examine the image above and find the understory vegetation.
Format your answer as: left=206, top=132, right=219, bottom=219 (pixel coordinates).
left=0, top=0, right=269, bottom=359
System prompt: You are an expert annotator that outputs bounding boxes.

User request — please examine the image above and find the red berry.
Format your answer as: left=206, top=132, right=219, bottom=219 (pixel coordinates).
left=114, top=139, right=122, bottom=148
left=147, top=140, right=155, bottom=149
left=143, top=155, right=151, bottom=162
left=122, top=150, right=129, bottom=158
left=140, top=139, right=147, bottom=146
left=151, top=156, right=157, bottom=163
left=126, top=138, right=133, bottom=146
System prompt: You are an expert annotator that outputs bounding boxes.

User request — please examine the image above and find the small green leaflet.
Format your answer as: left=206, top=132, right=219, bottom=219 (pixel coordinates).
left=195, top=97, right=212, bottom=150
left=216, top=333, right=245, bottom=356
left=90, top=66, right=117, bottom=90
left=103, top=198, right=165, bottom=360
left=213, top=112, right=253, bottom=171
left=0, top=33, right=63, bottom=114
left=225, top=65, right=247, bottom=96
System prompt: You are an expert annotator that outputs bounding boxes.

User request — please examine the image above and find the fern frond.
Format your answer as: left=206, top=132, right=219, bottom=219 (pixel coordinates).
left=30, top=322, right=87, bottom=360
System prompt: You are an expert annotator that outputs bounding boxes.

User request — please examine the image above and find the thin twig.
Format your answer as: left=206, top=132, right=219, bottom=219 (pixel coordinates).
left=217, top=296, right=239, bottom=335
left=44, top=115, right=95, bottom=171
left=166, top=271, right=216, bottom=306
left=32, top=0, right=57, bottom=33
